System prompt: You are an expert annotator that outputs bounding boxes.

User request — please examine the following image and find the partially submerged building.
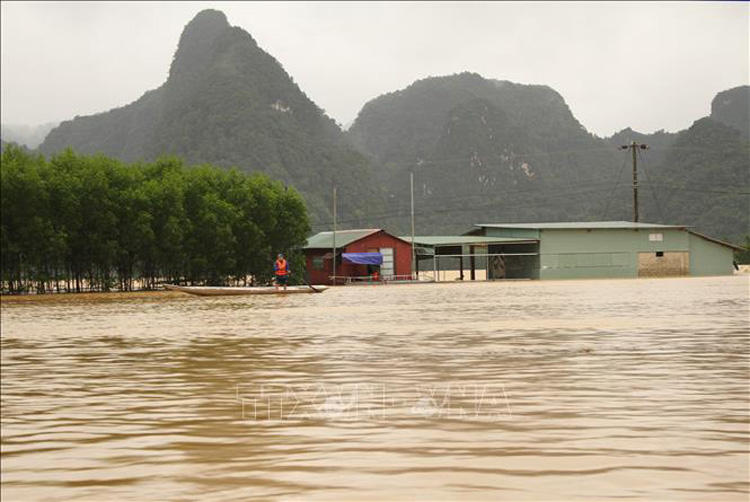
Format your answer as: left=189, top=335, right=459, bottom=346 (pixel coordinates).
left=468, top=221, right=741, bottom=280
left=404, top=235, right=538, bottom=281
left=304, top=229, right=413, bottom=285
left=304, top=222, right=741, bottom=283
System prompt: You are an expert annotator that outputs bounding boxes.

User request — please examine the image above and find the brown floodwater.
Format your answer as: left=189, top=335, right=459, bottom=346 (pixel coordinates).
left=1, top=276, right=749, bottom=501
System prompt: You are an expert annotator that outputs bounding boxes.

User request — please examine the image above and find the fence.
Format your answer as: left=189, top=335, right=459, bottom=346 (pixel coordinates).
left=422, top=253, right=539, bottom=281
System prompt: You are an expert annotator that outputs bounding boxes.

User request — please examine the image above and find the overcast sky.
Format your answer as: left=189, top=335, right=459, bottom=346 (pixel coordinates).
left=1, top=1, right=748, bottom=136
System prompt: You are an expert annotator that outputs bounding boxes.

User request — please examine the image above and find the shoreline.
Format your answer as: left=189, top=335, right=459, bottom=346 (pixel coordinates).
left=2, top=273, right=748, bottom=305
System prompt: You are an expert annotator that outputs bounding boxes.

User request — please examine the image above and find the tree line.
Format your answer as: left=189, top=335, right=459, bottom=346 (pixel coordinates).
left=1, top=145, right=310, bottom=294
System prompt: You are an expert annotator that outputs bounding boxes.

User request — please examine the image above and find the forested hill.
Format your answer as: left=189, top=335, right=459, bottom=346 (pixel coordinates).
left=348, top=74, right=748, bottom=241
left=39, top=9, right=382, bottom=230
left=639, top=117, right=749, bottom=243
left=605, top=86, right=749, bottom=243
left=348, top=73, right=622, bottom=233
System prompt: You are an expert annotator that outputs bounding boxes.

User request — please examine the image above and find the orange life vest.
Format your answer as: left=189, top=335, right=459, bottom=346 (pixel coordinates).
left=275, top=258, right=288, bottom=276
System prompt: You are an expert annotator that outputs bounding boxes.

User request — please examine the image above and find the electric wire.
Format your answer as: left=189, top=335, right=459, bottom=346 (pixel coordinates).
left=326, top=143, right=749, bottom=228
left=637, top=148, right=666, bottom=223
left=601, top=149, right=630, bottom=219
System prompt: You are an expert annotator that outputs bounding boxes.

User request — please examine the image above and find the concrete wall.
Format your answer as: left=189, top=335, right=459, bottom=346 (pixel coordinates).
left=688, top=233, right=735, bottom=276
left=538, top=228, right=690, bottom=280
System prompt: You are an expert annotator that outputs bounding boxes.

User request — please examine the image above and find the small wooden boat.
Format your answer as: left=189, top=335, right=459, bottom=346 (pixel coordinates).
left=163, top=284, right=329, bottom=296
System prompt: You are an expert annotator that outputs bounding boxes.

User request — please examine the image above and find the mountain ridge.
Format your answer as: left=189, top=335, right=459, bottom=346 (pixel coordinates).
left=348, top=73, right=748, bottom=240
left=34, top=10, right=749, bottom=241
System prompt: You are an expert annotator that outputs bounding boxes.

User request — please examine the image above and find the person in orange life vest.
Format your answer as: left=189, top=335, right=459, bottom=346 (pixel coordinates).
left=274, top=253, right=290, bottom=290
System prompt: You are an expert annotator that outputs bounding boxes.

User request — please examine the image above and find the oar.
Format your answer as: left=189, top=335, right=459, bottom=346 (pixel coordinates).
left=302, top=274, right=323, bottom=293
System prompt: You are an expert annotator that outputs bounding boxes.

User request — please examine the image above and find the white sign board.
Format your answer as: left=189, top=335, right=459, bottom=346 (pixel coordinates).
left=649, top=233, right=663, bottom=242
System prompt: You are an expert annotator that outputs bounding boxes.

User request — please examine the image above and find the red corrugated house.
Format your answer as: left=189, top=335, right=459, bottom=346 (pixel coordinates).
left=304, top=229, right=413, bottom=285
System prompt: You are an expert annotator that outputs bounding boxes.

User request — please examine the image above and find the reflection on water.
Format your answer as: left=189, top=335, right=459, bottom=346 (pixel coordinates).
left=2, top=276, right=749, bottom=501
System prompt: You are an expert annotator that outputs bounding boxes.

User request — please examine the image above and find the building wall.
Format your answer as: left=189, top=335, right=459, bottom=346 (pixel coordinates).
left=306, top=250, right=332, bottom=285
left=688, top=233, right=735, bottom=276
left=538, top=228, right=690, bottom=280
left=479, top=226, right=736, bottom=280
left=344, top=231, right=413, bottom=278
left=305, top=231, right=413, bottom=284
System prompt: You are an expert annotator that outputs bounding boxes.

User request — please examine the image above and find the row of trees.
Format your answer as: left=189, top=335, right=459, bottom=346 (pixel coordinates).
left=1, top=145, right=310, bottom=293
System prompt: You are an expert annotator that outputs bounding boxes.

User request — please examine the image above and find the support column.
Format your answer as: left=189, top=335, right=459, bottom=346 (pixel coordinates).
left=470, top=245, right=476, bottom=281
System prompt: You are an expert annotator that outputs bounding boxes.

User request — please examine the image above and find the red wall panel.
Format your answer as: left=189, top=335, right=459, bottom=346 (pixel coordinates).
left=304, top=230, right=413, bottom=284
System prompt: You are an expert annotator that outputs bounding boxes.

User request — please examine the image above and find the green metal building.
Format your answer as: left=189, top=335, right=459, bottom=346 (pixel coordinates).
left=465, top=221, right=742, bottom=280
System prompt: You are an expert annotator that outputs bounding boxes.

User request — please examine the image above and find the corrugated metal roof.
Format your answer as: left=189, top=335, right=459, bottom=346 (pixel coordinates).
left=475, top=221, right=687, bottom=230
left=305, top=229, right=381, bottom=249
left=688, top=230, right=745, bottom=251
left=400, top=236, right=538, bottom=246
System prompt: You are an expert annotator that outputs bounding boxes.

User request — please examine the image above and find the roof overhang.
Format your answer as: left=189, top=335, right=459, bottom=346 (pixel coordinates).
left=688, top=230, right=745, bottom=251
left=401, top=236, right=538, bottom=247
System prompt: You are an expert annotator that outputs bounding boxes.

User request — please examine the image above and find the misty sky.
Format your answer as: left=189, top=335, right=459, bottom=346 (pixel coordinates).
left=1, top=1, right=748, bottom=136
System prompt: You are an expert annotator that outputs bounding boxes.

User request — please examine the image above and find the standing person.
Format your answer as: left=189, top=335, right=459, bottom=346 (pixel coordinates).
left=274, top=253, right=290, bottom=291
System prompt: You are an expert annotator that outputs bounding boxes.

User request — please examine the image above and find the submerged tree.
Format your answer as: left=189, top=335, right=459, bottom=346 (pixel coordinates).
left=0, top=145, right=309, bottom=293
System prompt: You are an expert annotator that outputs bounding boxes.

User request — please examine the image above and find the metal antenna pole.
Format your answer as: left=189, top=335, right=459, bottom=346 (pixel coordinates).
left=631, top=141, right=639, bottom=223
left=410, top=171, right=416, bottom=279
left=332, top=186, right=337, bottom=284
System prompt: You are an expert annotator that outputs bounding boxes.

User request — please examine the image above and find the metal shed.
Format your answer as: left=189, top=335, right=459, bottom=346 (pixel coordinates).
left=304, top=229, right=413, bottom=285
left=471, top=221, right=742, bottom=279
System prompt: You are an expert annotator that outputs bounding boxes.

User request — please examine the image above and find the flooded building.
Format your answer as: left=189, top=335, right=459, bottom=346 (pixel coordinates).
left=404, top=235, right=539, bottom=281
left=304, top=229, right=413, bottom=285
left=469, top=221, right=741, bottom=280
left=305, top=222, right=740, bottom=284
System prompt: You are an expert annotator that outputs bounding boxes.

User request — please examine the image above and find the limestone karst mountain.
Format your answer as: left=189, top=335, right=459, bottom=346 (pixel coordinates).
left=40, top=9, right=383, bottom=229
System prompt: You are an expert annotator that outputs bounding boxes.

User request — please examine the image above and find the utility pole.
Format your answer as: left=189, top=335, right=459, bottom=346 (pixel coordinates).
left=620, top=141, right=649, bottom=222
left=332, top=186, right=337, bottom=284
left=410, top=172, right=416, bottom=280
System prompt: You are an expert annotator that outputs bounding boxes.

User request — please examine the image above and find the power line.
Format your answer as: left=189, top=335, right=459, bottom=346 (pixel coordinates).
left=334, top=185, right=623, bottom=226
left=332, top=175, right=750, bottom=228
left=643, top=183, right=750, bottom=196
left=602, top=149, right=630, bottom=220
left=637, top=148, right=665, bottom=223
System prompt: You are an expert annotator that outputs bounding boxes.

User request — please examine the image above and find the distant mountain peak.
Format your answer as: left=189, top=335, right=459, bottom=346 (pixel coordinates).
left=182, top=9, right=230, bottom=37
left=169, top=9, right=236, bottom=81
left=39, top=8, right=382, bottom=231
left=710, top=85, right=749, bottom=137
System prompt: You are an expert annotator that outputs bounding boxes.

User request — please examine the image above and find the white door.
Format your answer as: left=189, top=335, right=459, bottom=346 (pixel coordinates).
left=380, top=248, right=394, bottom=278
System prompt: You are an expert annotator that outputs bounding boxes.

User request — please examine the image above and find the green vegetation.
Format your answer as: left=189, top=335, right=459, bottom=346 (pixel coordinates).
left=0, top=145, right=309, bottom=294
left=29, top=11, right=749, bottom=242
left=735, top=236, right=750, bottom=264
left=639, top=117, right=749, bottom=244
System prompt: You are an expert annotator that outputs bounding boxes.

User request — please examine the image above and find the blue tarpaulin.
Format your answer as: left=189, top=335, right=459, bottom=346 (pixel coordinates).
left=342, top=252, right=383, bottom=265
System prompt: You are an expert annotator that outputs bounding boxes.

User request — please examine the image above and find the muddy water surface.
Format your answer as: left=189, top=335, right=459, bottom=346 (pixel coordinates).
left=1, top=277, right=749, bottom=501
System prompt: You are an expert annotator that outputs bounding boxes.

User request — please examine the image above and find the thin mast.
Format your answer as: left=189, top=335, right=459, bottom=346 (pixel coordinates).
left=332, top=186, right=337, bottom=283
left=410, top=171, right=416, bottom=279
